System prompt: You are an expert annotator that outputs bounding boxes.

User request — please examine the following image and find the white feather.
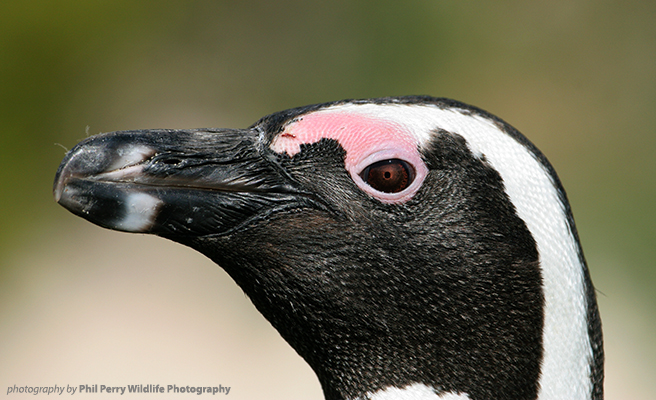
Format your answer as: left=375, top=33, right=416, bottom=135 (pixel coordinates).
left=361, top=383, right=469, bottom=400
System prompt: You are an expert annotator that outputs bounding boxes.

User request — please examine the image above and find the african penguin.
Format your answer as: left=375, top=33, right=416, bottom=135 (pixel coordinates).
left=54, top=96, right=603, bottom=400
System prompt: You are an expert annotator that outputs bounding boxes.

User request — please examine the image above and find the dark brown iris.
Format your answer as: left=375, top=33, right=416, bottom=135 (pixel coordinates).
left=360, top=159, right=415, bottom=193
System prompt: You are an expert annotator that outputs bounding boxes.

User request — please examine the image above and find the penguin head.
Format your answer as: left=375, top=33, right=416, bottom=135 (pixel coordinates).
left=54, top=96, right=603, bottom=400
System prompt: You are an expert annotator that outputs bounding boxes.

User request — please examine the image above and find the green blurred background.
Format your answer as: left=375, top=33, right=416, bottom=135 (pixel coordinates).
left=1, top=1, right=654, bottom=399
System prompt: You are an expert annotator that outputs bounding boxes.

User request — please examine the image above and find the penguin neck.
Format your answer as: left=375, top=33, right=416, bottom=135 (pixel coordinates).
left=188, top=222, right=545, bottom=400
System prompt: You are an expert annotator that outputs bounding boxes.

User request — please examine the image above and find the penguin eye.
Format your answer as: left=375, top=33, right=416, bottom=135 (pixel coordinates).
left=360, top=159, right=415, bottom=193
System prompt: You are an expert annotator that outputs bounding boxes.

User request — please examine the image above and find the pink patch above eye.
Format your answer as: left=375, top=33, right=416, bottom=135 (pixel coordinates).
left=270, top=110, right=428, bottom=203
left=271, top=112, right=419, bottom=169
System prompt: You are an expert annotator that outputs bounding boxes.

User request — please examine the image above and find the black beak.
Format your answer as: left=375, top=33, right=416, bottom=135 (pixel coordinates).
left=54, top=128, right=313, bottom=237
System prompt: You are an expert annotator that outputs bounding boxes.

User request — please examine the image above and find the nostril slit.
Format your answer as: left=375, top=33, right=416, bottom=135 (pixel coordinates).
left=162, top=158, right=182, bottom=165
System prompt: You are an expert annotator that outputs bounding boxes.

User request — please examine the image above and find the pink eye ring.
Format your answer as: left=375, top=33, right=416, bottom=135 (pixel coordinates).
left=349, top=148, right=427, bottom=204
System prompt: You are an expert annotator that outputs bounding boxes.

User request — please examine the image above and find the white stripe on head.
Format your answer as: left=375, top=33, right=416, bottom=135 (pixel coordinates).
left=310, top=102, right=593, bottom=399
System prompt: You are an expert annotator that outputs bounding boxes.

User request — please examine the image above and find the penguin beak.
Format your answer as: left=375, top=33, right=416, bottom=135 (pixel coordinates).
left=54, top=128, right=313, bottom=237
